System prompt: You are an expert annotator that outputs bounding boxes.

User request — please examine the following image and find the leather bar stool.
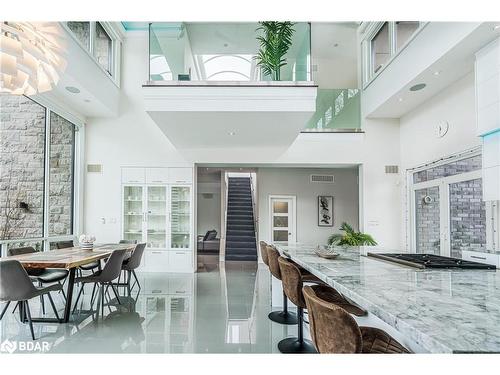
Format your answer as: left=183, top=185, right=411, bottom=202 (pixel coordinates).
left=277, top=257, right=368, bottom=354
left=303, top=284, right=411, bottom=354
left=266, top=245, right=298, bottom=325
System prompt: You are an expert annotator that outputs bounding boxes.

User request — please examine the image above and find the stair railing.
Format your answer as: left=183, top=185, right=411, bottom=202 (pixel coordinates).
left=222, top=172, right=229, bottom=260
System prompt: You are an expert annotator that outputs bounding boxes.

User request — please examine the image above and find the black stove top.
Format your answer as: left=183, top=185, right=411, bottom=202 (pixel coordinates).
left=367, top=253, right=496, bottom=270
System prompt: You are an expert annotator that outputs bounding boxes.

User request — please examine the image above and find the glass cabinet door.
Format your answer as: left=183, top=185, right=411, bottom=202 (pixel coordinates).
left=146, top=186, right=168, bottom=249
left=170, top=186, right=191, bottom=249
left=123, top=186, right=144, bottom=243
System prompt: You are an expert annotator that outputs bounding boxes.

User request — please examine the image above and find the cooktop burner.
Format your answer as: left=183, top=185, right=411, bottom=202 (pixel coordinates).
left=367, top=253, right=496, bottom=270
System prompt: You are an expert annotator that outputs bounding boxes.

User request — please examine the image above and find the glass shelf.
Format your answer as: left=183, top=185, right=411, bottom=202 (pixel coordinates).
left=170, top=186, right=191, bottom=249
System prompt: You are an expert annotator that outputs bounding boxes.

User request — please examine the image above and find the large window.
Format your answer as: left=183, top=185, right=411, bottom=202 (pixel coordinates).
left=95, top=22, right=113, bottom=74
left=363, top=21, right=422, bottom=85
left=0, top=94, right=77, bottom=254
left=66, top=21, right=116, bottom=78
left=409, top=152, right=497, bottom=258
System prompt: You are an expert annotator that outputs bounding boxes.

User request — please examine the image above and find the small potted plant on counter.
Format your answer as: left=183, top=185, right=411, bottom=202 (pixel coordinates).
left=328, top=222, right=377, bottom=248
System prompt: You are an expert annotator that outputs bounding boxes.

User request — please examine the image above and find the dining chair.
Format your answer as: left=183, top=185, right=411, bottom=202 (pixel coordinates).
left=8, top=247, right=68, bottom=314
left=72, top=249, right=128, bottom=320
left=119, top=239, right=137, bottom=244
left=0, top=260, right=62, bottom=340
left=119, top=243, right=146, bottom=294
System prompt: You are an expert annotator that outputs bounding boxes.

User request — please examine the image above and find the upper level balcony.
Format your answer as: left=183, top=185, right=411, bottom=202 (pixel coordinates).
left=142, top=22, right=318, bottom=151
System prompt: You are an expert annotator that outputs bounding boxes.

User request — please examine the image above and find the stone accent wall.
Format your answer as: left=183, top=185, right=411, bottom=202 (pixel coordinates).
left=450, top=178, right=486, bottom=258
left=0, top=94, right=45, bottom=239
left=49, top=113, right=74, bottom=236
left=415, top=187, right=441, bottom=255
left=0, top=94, right=74, bottom=241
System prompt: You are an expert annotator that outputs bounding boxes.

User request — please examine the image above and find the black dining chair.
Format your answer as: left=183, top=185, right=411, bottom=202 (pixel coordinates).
left=72, top=249, right=128, bottom=320
left=8, top=247, right=68, bottom=314
left=119, top=243, right=146, bottom=294
left=119, top=239, right=138, bottom=244
left=0, top=260, right=62, bottom=340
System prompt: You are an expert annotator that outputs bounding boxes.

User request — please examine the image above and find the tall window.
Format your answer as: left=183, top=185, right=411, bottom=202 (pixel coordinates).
left=410, top=153, right=495, bottom=258
left=95, top=22, right=113, bottom=74
left=67, top=22, right=91, bottom=50
left=395, top=22, right=420, bottom=51
left=371, top=22, right=390, bottom=75
left=0, top=94, right=46, bottom=240
left=0, top=94, right=77, bottom=253
left=49, top=113, right=75, bottom=236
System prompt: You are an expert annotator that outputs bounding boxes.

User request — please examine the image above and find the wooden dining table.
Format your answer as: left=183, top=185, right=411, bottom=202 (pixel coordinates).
left=2, top=243, right=136, bottom=323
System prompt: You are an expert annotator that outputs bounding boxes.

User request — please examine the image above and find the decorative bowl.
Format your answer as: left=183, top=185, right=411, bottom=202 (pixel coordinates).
left=314, top=246, right=340, bottom=259
left=80, top=243, right=94, bottom=250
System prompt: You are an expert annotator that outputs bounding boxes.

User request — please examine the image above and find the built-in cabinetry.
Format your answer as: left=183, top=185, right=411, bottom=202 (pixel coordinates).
left=121, top=167, right=194, bottom=273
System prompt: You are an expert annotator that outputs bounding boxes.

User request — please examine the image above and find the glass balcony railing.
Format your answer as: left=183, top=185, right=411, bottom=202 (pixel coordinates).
left=148, top=22, right=311, bottom=82
left=303, top=88, right=361, bottom=132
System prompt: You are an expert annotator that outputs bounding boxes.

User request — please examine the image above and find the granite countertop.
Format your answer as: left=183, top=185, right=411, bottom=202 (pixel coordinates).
left=275, top=243, right=500, bottom=353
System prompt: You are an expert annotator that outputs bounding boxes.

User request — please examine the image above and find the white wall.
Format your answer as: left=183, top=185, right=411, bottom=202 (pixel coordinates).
left=197, top=182, right=221, bottom=236
left=258, top=167, right=359, bottom=246
left=400, top=73, right=480, bottom=169
left=84, top=32, right=191, bottom=242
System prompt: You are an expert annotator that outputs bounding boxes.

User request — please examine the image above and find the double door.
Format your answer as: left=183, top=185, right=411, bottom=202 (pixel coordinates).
left=123, top=184, right=192, bottom=251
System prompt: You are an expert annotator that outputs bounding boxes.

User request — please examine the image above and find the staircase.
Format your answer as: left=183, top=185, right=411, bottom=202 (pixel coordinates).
left=225, top=177, right=258, bottom=261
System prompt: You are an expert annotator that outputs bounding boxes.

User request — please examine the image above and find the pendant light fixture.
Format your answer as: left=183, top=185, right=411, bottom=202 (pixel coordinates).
left=1, top=22, right=66, bottom=95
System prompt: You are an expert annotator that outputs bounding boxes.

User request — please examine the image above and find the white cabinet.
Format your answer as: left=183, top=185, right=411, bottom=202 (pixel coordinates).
left=122, top=167, right=194, bottom=273
left=168, top=251, right=193, bottom=273
left=169, top=168, right=193, bottom=184
left=146, top=168, right=169, bottom=184
left=122, top=167, right=145, bottom=184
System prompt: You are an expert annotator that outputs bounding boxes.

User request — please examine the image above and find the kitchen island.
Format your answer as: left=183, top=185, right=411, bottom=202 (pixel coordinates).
left=275, top=243, right=500, bottom=353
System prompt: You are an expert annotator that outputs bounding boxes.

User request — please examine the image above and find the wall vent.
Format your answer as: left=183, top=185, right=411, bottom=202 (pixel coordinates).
left=87, top=164, right=102, bottom=173
left=385, top=165, right=399, bottom=174
left=310, top=174, right=334, bottom=183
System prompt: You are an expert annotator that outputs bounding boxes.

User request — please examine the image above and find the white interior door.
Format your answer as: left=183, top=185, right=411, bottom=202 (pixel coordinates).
left=269, top=196, right=296, bottom=243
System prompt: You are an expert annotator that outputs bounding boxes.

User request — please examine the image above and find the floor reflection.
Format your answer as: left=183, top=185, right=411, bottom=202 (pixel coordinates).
left=0, top=262, right=295, bottom=353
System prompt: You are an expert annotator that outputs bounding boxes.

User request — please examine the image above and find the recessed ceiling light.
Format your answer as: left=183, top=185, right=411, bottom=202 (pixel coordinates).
left=333, top=43, right=339, bottom=47
left=433, top=71, right=441, bottom=76
left=494, top=25, right=500, bottom=30
left=224, top=43, right=228, bottom=47
left=410, top=83, right=426, bottom=92
left=228, top=131, right=236, bottom=136
left=398, top=97, right=404, bottom=102
left=65, top=86, right=80, bottom=94
left=84, top=99, right=91, bottom=103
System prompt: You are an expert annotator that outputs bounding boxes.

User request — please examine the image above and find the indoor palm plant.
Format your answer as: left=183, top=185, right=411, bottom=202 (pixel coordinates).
left=328, top=222, right=377, bottom=247
left=255, top=21, right=295, bottom=81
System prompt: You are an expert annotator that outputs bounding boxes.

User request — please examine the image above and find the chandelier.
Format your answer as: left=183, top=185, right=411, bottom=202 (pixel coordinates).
left=1, top=22, right=66, bottom=95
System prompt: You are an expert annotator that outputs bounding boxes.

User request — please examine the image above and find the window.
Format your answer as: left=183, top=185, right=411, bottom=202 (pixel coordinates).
left=65, top=22, right=118, bottom=79
left=95, top=22, right=113, bottom=74
left=371, top=22, right=390, bottom=75
left=0, top=94, right=46, bottom=240
left=395, top=22, right=420, bottom=51
left=0, top=94, right=77, bottom=255
left=49, top=112, right=75, bottom=236
left=409, top=152, right=497, bottom=258
left=67, top=22, right=91, bottom=50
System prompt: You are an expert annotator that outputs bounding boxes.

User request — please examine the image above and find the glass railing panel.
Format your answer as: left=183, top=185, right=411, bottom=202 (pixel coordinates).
left=148, top=22, right=311, bottom=82
left=304, top=89, right=361, bottom=131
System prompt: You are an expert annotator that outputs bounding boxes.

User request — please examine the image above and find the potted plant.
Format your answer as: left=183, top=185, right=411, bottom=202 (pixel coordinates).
left=254, top=21, right=295, bottom=81
left=328, top=222, right=377, bottom=247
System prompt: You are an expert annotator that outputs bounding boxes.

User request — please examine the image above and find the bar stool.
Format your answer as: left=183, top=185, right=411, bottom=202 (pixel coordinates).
left=303, top=284, right=411, bottom=354
left=277, top=257, right=368, bottom=353
left=266, top=245, right=298, bottom=325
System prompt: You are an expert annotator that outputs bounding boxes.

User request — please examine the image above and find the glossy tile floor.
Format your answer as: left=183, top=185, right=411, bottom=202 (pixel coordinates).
left=0, top=262, right=299, bottom=353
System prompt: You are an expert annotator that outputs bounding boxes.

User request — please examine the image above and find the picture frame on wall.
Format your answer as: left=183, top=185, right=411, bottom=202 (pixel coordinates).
left=318, top=196, right=333, bottom=227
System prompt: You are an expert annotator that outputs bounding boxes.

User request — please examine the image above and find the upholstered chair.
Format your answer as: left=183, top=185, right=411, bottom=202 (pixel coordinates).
left=303, top=284, right=411, bottom=354
left=259, top=241, right=269, bottom=266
